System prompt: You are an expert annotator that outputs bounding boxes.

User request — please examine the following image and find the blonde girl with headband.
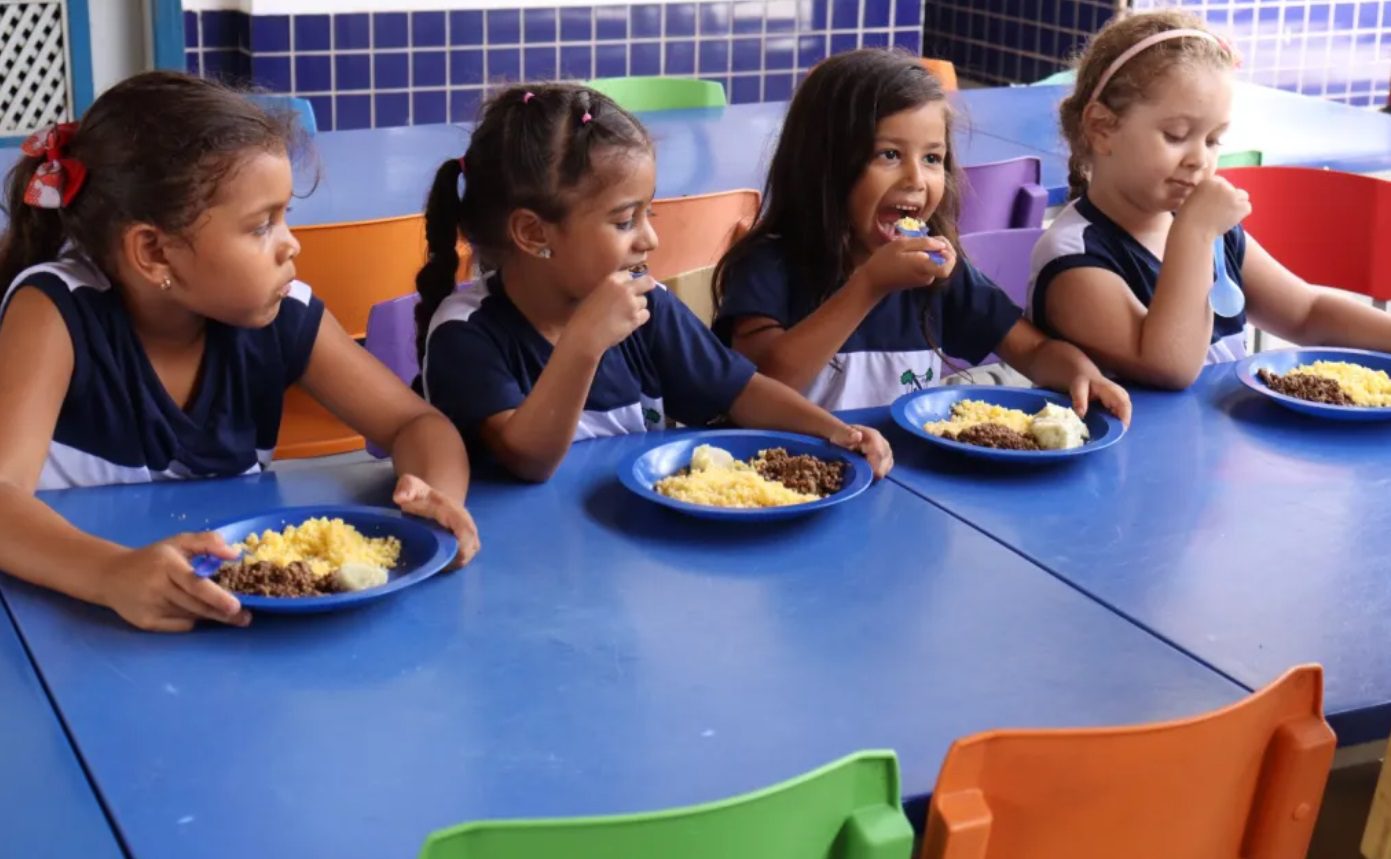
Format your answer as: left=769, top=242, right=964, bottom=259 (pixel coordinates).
left=1028, top=10, right=1391, bottom=389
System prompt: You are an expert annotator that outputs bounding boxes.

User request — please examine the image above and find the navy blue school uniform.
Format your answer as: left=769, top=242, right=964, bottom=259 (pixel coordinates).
left=0, top=248, right=324, bottom=489
left=1027, top=194, right=1249, bottom=363
left=423, top=272, right=756, bottom=439
left=713, top=238, right=1022, bottom=410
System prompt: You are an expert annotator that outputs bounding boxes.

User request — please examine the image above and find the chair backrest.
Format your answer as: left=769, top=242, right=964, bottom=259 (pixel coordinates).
left=292, top=215, right=472, bottom=338
left=1217, top=149, right=1262, bottom=168
left=959, top=227, right=1045, bottom=367
left=921, top=664, right=1335, bottom=859
left=246, top=94, right=318, bottom=135
left=918, top=58, right=958, bottom=91
left=1218, top=166, right=1391, bottom=300
left=588, top=76, right=727, bottom=111
left=364, top=292, right=423, bottom=387
left=648, top=188, right=760, bottom=280
left=959, top=157, right=1047, bottom=234
left=420, top=750, right=913, bottom=859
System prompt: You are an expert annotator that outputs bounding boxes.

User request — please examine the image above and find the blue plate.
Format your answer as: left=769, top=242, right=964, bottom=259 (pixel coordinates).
left=1236, top=348, right=1391, bottom=421
left=891, top=386, right=1125, bottom=462
left=206, top=505, right=458, bottom=614
left=619, top=430, right=873, bottom=521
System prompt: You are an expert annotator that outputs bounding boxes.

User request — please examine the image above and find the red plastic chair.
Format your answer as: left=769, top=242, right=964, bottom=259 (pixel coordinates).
left=921, top=664, right=1335, bottom=859
left=959, top=157, right=1048, bottom=235
left=1218, top=166, right=1391, bottom=308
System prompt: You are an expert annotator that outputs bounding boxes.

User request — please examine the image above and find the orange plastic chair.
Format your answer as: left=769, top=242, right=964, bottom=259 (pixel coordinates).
left=292, top=214, right=429, bottom=339
left=648, top=189, right=760, bottom=281
left=918, top=58, right=958, bottom=91
left=921, top=664, right=1335, bottom=859
left=647, top=189, right=760, bottom=324
left=1218, top=166, right=1391, bottom=308
left=276, top=217, right=471, bottom=459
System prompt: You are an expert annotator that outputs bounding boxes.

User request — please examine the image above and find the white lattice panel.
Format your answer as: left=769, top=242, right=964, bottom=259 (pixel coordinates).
left=0, top=0, right=70, bottom=135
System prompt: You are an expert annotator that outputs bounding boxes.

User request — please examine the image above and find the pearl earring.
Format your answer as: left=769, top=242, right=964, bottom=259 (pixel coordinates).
left=538, top=248, right=552, bottom=259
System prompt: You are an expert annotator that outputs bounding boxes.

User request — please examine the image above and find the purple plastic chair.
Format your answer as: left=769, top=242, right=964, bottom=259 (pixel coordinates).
left=959, top=227, right=1046, bottom=368
left=364, top=292, right=424, bottom=458
left=958, top=157, right=1048, bottom=235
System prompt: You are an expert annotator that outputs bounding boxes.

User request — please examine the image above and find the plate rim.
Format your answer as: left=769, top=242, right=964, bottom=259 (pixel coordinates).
left=889, top=385, right=1125, bottom=460
left=205, top=504, right=458, bottom=610
left=618, top=428, right=874, bottom=519
left=1235, top=347, right=1391, bottom=416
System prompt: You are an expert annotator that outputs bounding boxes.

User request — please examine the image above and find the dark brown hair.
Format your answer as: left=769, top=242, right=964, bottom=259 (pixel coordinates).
left=713, top=48, right=963, bottom=316
left=414, top=83, right=650, bottom=362
left=1060, top=10, right=1237, bottom=199
left=0, top=70, right=307, bottom=290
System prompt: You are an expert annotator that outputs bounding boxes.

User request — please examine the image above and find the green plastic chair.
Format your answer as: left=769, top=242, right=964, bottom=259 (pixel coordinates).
left=1218, top=149, right=1263, bottom=167
left=1033, top=69, right=1076, bottom=86
left=587, top=76, right=727, bottom=112
left=418, top=750, right=914, bottom=859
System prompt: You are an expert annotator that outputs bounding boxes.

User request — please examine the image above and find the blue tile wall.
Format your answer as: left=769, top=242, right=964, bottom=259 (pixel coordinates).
left=1132, top=0, right=1391, bottom=109
left=186, top=0, right=928, bottom=130
left=924, top=0, right=1115, bottom=86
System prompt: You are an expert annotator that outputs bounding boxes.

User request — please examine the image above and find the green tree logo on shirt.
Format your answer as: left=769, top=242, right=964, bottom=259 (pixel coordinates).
left=899, top=368, right=935, bottom=391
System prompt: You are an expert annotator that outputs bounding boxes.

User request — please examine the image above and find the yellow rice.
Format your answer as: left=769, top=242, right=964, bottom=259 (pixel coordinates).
left=924, top=399, right=1033, bottom=436
left=1289, top=361, right=1391, bottom=407
left=239, top=517, right=401, bottom=578
left=654, top=450, right=819, bottom=508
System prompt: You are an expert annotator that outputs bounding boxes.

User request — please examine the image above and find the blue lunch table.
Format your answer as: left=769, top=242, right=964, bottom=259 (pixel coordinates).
left=959, top=82, right=1391, bottom=178
left=867, top=363, right=1391, bottom=745
left=0, top=94, right=1069, bottom=228
left=0, top=433, right=1241, bottom=859
left=0, top=595, right=123, bottom=859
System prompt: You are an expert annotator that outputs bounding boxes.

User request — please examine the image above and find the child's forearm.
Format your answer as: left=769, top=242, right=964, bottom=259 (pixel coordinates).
left=389, top=412, right=472, bottom=501
left=1141, top=222, right=1222, bottom=386
left=487, top=335, right=602, bottom=481
left=1294, top=290, right=1391, bottom=350
left=1012, top=337, right=1097, bottom=392
left=727, top=373, right=848, bottom=440
left=740, top=272, right=882, bottom=393
left=0, top=483, right=126, bottom=607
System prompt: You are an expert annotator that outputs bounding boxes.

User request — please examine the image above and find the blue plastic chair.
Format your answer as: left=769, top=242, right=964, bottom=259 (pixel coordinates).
left=247, top=94, right=318, bottom=135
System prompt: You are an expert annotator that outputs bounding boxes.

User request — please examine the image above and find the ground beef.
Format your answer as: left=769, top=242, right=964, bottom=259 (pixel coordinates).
left=213, top=560, right=342, bottom=598
left=754, top=448, right=846, bottom=496
left=1258, top=369, right=1354, bottom=406
left=945, top=423, right=1040, bottom=451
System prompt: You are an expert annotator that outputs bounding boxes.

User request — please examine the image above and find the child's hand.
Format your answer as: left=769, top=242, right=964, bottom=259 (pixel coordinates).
left=1175, top=177, right=1251, bottom=241
left=1068, top=373, right=1132, bottom=427
left=97, top=533, right=248, bottom=632
left=828, top=423, right=894, bottom=478
left=393, top=474, right=481, bottom=568
left=857, top=237, right=955, bottom=296
left=566, top=271, right=657, bottom=356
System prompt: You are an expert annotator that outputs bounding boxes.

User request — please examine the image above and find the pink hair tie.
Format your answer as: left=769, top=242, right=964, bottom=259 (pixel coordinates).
left=1088, top=28, right=1223, bottom=105
left=581, top=111, right=592, bottom=125
left=523, top=91, right=535, bottom=103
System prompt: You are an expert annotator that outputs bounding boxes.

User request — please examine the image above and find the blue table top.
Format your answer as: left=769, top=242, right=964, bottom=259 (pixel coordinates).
left=863, top=364, right=1391, bottom=745
left=0, top=434, right=1241, bottom=859
left=961, top=82, right=1391, bottom=176
left=0, top=96, right=1068, bottom=228
left=0, top=597, right=123, bottom=859
left=284, top=98, right=1068, bottom=225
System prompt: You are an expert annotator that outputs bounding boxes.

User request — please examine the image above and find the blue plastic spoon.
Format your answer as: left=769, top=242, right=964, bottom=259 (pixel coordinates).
left=1209, top=235, right=1245, bottom=317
